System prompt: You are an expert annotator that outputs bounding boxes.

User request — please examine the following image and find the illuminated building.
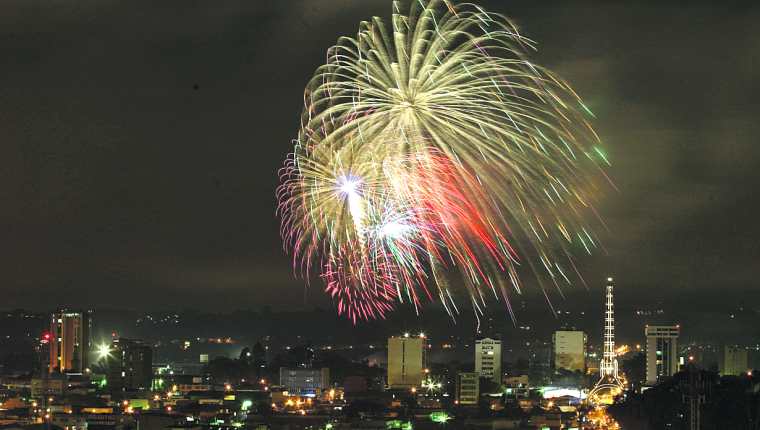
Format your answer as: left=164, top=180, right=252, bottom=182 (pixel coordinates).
left=552, top=330, right=586, bottom=372
left=279, top=367, right=330, bottom=395
left=645, top=324, right=680, bottom=384
left=455, top=372, right=479, bottom=406
left=108, top=338, right=153, bottom=393
left=474, top=336, right=502, bottom=383
left=720, top=345, right=748, bottom=376
left=387, top=334, right=425, bottom=389
left=49, top=310, right=91, bottom=374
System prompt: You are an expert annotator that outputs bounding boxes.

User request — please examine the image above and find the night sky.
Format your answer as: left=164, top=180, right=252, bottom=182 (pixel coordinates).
left=2, top=1, right=758, bottom=313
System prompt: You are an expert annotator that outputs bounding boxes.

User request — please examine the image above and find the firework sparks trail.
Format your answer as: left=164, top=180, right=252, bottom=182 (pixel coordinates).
left=277, top=0, right=611, bottom=323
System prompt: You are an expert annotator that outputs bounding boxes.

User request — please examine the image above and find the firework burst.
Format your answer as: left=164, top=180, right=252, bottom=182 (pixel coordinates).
left=277, top=0, right=610, bottom=323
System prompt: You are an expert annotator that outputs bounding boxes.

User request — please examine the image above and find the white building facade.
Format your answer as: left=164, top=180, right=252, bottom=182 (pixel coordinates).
left=475, top=337, right=502, bottom=383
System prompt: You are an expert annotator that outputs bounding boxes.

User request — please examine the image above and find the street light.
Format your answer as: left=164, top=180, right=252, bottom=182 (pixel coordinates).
left=97, top=343, right=111, bottom=360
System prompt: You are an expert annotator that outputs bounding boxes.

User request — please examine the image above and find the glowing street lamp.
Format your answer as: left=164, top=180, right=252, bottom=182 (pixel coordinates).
left=97, top=343, right=111, bottom=360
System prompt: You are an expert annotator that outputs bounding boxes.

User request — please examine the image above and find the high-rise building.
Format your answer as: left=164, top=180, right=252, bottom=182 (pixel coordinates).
left=279, top=367, right=330, bottom=395
left=456, top=372, right=479, bottom=406
left=108, top=338, right=153, bottom=393
left=720, top=345, right=748, bottom=376
left=49, top=310, right=91, bottom=374
left=387, top=333, right=425, bottom=389
left=645, top=325, right=680, bottom=384
left=474, top=336, right=502, bottom=383
left=553, top=330, right=586, bottom=372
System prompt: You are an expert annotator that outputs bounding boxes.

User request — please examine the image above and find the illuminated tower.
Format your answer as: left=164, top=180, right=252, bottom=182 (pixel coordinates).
left=589, top=277, right=623, bottom=402
left=600, top=279, right=618, bottom=379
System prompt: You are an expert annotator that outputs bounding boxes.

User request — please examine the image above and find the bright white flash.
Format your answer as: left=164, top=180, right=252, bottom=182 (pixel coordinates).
left=337, top=176, right=360, bottom=196
left=337, top=175, right=366, bottom=235
left=379, top=222, right=413, bottom=239
left=97, top=343, right=111, bottom=359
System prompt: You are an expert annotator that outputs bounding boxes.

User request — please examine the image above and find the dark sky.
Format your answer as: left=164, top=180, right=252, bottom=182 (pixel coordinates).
left=1, top=1, right=758, bottom=313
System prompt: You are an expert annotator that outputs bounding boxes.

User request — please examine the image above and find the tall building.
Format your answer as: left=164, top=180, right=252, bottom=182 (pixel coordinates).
left=474, top=337, right=502, bottom=383
left=720, top=345, right=748, bottom=376
left=553, top=330, right=586, bottom=372
left=108, top=338, right=153, bottom=393
left=645, top=325, right=680, bottom=384
left=455, top=372, right=479, bottom=406
left=49, top=310, right=91, bottom=374
left=387, top=334, right=425, bottom=389
left=279, top=367, right=330, bottom=395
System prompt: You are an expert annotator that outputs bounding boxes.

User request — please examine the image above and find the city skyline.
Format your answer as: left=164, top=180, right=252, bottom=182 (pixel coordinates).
left=2, top=298, right=758, bottom=429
